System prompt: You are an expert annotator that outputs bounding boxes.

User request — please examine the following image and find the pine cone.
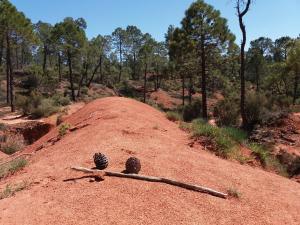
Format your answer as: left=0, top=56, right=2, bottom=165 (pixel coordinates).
left=125, top=157, right=141, bottom=174
left=93, top=153, right=108, bottom=170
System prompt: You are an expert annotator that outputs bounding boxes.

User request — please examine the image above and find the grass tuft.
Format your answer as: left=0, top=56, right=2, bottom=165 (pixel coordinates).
left=0, top=158, right=28, bottom=179
left=166, top=111, right=181, bottom=122
left=0, top=181, right=29, bottom=200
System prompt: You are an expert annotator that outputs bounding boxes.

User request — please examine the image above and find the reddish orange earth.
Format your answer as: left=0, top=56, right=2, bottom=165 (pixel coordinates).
left=0, top=97, right=299, bottom=225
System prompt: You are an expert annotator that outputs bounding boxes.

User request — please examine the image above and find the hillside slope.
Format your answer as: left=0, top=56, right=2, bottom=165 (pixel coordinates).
left=0, top=97, right=299, bottom=225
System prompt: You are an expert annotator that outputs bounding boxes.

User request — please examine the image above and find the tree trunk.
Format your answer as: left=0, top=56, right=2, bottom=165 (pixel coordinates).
left=58, top=52, right=62, bottom=82
left=188, top=76, right=193, bottom=104
left=67, top=50, right=75, bottom=101
left=143, top=63, right=148, bottom=103
left=182, top=74, right=185, bottom=106
left=133, top=52, right=136, bottom=80
left=293, top=69, right=299, bottom=105
left=201, top=36, right=208, bottom=119
left=237, top=0, right=251, bottom=128
left=43, top=45, right=47, bottom=75
left=15, top=47, right=19, bottom=70
left=87, top=56, right=102, bottom=88
left=255, top=66, right=259, bottom=92
left=0, top=36, right=3, bottom=67
left=99, top=55, right=103, bottom=83
left=118, top=40, right=122, bottom=82
left=77, top=63, right=88, bottom=98
left=6, top=32, right=14, bottom=112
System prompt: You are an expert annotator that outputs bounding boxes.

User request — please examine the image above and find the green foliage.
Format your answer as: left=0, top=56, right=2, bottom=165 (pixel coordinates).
left=59, top=123, right=71, bottom=136
left=213, top=97, right=239, bottom=126
left=116, top=80, right=139, bottom=98
left=222, top=127, right=248, bottom=144
left=191, top=120, right=235, bottom=158
left=1, top=135, right=25, bottom=155
left=0, top=181, right=29, bottom=200
left=0, top=157, right=27, bottom=179
left=182, top=99, right=202, bottom=122
left=166, top=111, right=181, bottom=122
left=51, top=94, right=70, bottom=106
left=16, top=92, right=60, bottom=118
left=31, top=98, right=59, bottom=118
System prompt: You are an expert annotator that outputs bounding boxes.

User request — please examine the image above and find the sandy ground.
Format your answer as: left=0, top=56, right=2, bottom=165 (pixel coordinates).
left=0, top=97, right=299, bottom=225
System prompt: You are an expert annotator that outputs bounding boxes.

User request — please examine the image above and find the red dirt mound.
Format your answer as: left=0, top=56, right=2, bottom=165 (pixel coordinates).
left=0, top=97, right=299, bottom=225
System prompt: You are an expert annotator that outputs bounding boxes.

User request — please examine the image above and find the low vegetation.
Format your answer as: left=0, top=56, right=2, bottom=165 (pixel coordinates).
left=1, top=135, right=25, bottom=155
left=0, top=158, right=28, bottom=179
left=227, top=188, right=241, bottom=199
left=59, top=123, right=71, bottom=137
left=0, top=181, right=29, bottom=200
left=166, top=111, right=181, bottom=122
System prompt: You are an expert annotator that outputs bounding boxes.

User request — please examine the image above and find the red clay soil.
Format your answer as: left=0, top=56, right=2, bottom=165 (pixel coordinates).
left=0, top=97, right=299, bottom=225
left=150, top=89, right=181, bottom=110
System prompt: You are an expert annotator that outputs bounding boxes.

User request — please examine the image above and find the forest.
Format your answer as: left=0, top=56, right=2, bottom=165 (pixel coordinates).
left=1, top=1, right=300, bottom=222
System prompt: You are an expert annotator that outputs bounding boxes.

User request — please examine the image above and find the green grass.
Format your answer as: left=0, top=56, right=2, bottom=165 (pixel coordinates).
left=0, top=158, right=28, bottom=179
left=1, top=135, right=25, bottom=155
left=191, top=120, right=235, bottom=158
left=58, top=123, right=71, bottom=137
left=0, top=181, right=29, bottom=200
left=221, top=127, right=248, bottom=144
left=247, top=142, right=288, bottom=177
left=166, top=111, right=181, bottom=122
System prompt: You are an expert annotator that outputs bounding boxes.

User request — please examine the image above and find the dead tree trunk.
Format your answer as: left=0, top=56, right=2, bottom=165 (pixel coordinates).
left=6, top=32, right=14, bottom=112
left=237, top=0, right=251, bottom=128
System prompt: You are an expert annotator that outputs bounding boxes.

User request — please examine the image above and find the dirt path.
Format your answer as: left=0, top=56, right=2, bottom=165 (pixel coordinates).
left=0, top=97, right=299, bottom=225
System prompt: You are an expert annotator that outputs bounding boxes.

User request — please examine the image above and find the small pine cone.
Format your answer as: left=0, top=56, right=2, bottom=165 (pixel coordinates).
left=93, top=153, right=108, bottom=170
left=125, top=157, right=141, bottom=174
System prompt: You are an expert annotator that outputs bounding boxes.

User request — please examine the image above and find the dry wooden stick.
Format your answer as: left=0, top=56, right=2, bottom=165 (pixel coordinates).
left=71, top=166, right=227, bottom=199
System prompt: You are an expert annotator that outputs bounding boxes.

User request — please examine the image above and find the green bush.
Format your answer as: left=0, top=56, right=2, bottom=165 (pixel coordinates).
left=81, top=86, right=89, bottom=95
left=244, top=92, right=267, bottom=128
left=116, top=80, right=138, bottom=98
left=191, top=120, right=235, bottom=158
left=166, top=111, right=181, bottom=122
left=59, top=123, right=71, bottom=136
left=31, top=98, right=59, bottom=118
left=1, top=135, right=25, bottom=155
left=51, top=94, right=70, bottom=106
left=16, top=91, right=43, bottom=115
left=0, top=157, right=27, bottom=179
left=182, top=99, right=202, bottom=122
left=213, top=98, right=239, bottom=126
left=222, top=127, right=248, bottom=144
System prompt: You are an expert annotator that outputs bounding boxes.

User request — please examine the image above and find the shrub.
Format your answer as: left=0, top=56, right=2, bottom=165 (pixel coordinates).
left=51, top=94, right=70, bottom=106
left=31, top=98, right=59, bottom=118
left=222, top=127, right=248, bottom=144
left=16, top=91, right=43, bottom=115
left=116, top=80, right=138, bottom=98
left=244, top=92, right=268, bottom=129
left=191, top=120, right=235, bottom=158
left=59, top=123, right=71, bottom=136
left=213, top=98, right=239, bottom=126
left=166, top=111, right=181, bottom=122
left=81, top=86, right=89, bottom=95
left=0, top=181, right=29, bottom=200
left=182, top=99, right=202, bottom=122
left=1, top=135, right=25, bottom=155
left=0, top=157, right=27, bottom=179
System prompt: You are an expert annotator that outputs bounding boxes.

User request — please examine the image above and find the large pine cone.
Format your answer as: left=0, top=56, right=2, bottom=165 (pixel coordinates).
left=93, top=153, right=108, bottom=170
left=125, top=157, right=141, bottom=174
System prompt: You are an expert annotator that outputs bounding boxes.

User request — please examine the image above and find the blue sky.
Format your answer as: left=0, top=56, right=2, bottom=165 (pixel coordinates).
left=11, top=0, right=300, bottom=46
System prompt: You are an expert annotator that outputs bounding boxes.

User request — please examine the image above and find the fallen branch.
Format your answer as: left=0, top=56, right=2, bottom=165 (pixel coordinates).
left=71, top=166, right=227, bottom=199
